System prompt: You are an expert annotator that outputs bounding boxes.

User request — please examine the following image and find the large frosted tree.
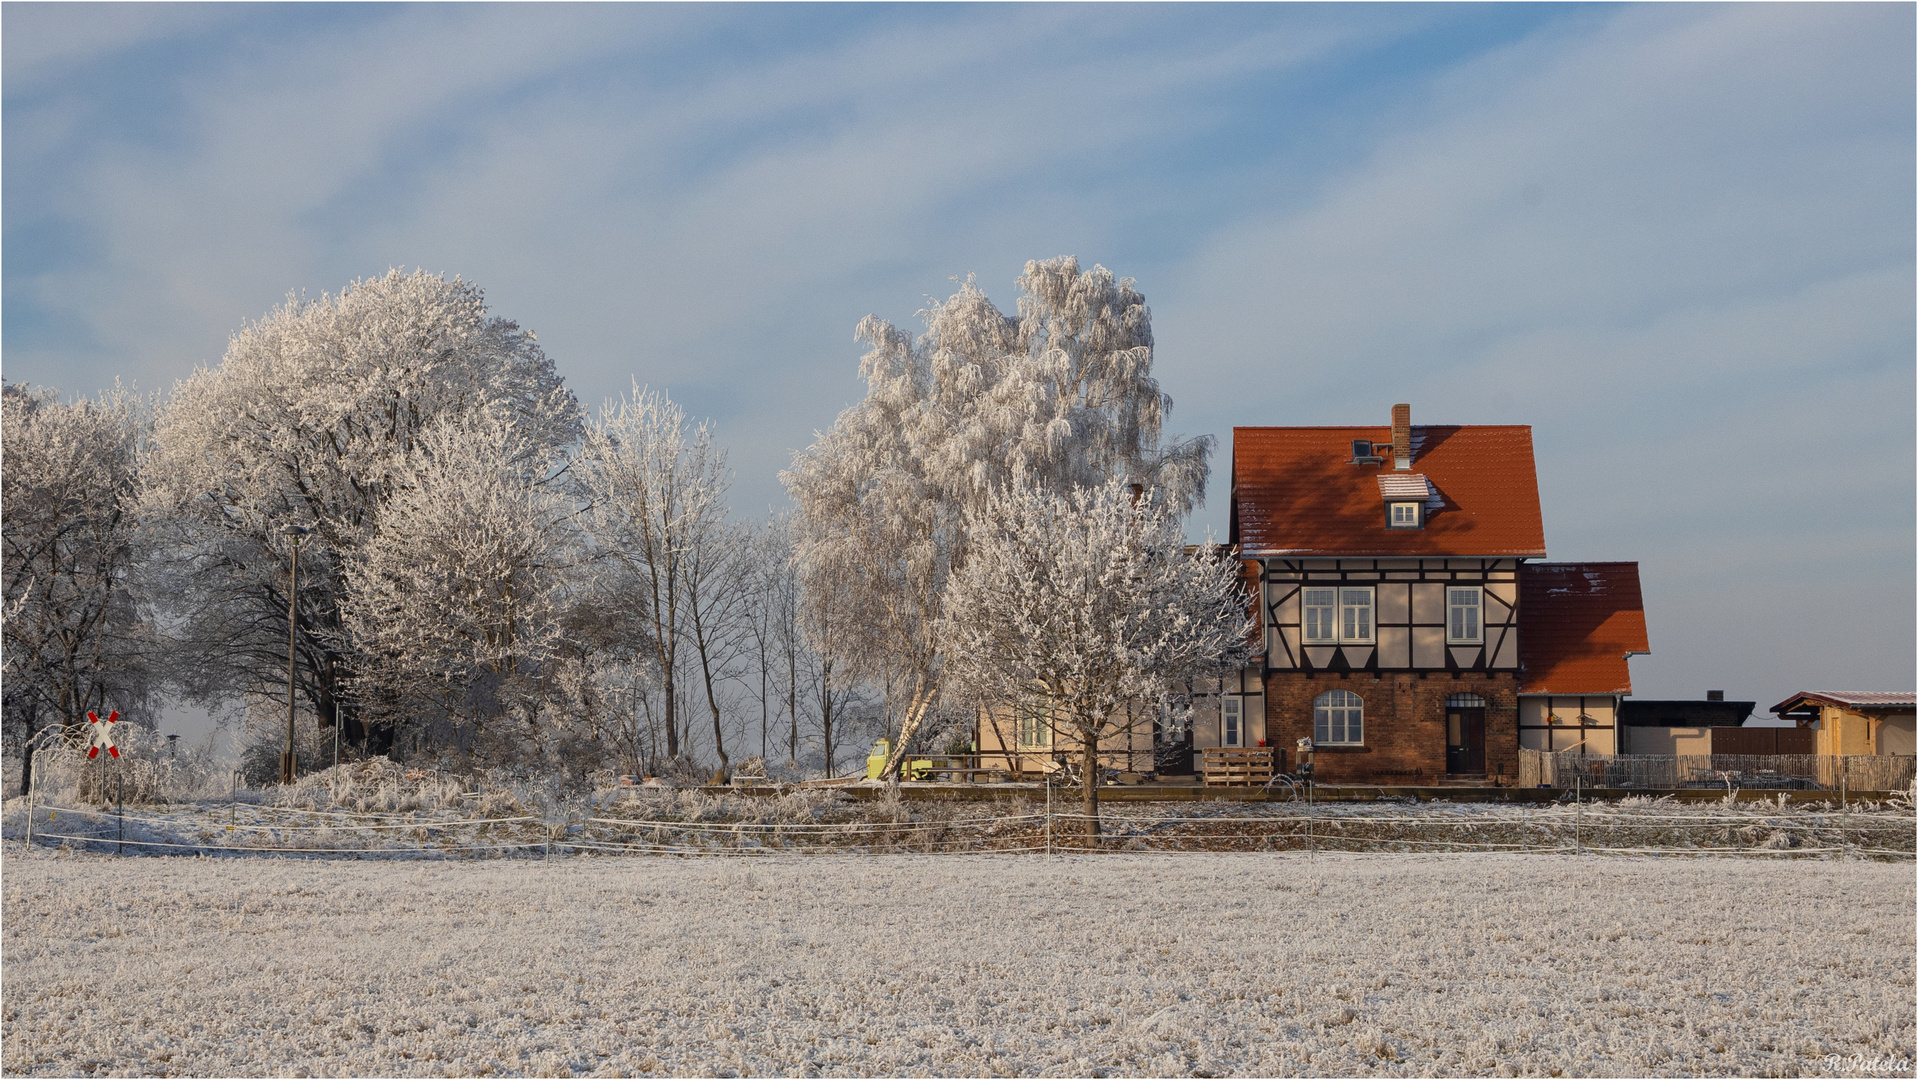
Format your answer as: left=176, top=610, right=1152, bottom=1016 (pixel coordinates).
left=1, top=383, right=155, bottom=795
left=143, top=270, right=580, bottom=755
left=340, top=414, right=578, bottom=762
left=943, top=481, right=1252, bottom=836
left=783, top=257, right=1211, bottom=779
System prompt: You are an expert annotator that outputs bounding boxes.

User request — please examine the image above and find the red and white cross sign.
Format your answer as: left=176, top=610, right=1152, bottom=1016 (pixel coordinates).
left=87, top=710, right=121, bottom=759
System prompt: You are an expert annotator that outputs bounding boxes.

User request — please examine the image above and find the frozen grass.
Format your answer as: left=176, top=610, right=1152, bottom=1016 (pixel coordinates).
left=2, top=846, right=1912, bottom=1077
left=6, top=784, right=1911, bottom=860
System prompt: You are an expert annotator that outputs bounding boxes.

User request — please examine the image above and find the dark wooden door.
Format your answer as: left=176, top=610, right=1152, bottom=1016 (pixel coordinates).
left=1446, top=707, right=1485, bottom=774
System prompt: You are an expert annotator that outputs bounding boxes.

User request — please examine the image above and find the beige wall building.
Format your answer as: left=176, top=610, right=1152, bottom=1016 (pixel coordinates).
left=1772, top=692, right=1917, bottom=757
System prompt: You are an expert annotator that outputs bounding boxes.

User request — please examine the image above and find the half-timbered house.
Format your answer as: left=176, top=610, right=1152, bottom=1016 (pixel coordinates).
left=1221, top=404, right=1648, bottom=785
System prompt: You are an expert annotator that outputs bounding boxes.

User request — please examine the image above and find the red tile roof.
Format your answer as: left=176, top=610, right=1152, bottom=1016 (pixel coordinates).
left=1518, top=562, right=1649, bottom=695
left=1231, top=425, right=1546, bottom=557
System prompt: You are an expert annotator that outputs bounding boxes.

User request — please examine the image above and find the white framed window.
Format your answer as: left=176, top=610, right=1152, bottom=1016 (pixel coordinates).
left=1304, top=586, right=1375, bottom=643
left=1388, top=501, right=1423, bottom=528
left=1221, top=697, right=1243, bottom=747
left=1314, top=689, right=1364, bottom=745
left=1016, top=708, right=1051, bottom=749
left=1340, top=587, right=1374, bottom=643
left=1302, top=588, right=1338, bottom=643
left=1447, top=586, right=1483, bottom=644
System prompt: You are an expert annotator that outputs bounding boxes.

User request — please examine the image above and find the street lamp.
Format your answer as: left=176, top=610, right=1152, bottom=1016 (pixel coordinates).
left=280, top=524, right=308, bottom=784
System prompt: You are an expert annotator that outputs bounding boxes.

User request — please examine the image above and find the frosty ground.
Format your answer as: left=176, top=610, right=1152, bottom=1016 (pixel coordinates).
left=3, top=846, right=1912, bottom=1078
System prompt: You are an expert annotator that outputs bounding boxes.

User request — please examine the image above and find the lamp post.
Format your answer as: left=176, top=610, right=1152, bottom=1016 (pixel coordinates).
left=280, top=524, right=308, bottom=784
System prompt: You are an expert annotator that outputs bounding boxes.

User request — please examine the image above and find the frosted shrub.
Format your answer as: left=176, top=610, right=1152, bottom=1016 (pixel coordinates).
left=270, top=757, right=469, bottom=812
left=25, top=725, right=223, bottom=806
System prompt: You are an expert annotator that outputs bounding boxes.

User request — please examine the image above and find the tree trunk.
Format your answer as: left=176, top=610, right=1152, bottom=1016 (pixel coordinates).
left=879, top=674, right=938, bottom=780
left=700, top=655, right=728, bottom=775
left=1082, top=731, right=1102, bottom=840
left=819, top=657, right=835, bottom=778
left=18, top=738, right=36, bottom=798
left=663, top=676, right=678, bottom=760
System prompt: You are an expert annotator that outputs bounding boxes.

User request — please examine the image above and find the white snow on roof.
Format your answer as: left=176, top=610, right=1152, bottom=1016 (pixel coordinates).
left=1377, top=472, right=1445, bottom=509
left=1795, top=691, right=1916, bottom=708
left=1377, top=473, right=1432, bottom=500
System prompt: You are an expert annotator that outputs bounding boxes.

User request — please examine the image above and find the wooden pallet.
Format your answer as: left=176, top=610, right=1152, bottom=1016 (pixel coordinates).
left=1202, top=747, right=1274, bottom=787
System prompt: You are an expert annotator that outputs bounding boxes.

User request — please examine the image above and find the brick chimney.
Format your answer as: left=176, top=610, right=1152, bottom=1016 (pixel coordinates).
left=1391, top=403, right=1412, bottom=470
left=1706, top=690, right=1725, bottom=702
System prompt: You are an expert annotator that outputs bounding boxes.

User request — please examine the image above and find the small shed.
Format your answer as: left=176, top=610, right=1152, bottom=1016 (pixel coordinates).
left=1771, top=692, right=1917, bottom=757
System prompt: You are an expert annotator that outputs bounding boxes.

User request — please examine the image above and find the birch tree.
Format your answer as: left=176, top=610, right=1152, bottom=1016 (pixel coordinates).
left=942, top=481, right=1252, bottom=837
left=143, top=270, right=579, bottom=755
left=1, top=383, right=155, bottom=795
left=783, top=256, right=1212, bottom=779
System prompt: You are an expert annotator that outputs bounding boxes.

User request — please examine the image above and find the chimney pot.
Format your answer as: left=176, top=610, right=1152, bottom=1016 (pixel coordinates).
left=1391, top=404, right=1412, bottom=470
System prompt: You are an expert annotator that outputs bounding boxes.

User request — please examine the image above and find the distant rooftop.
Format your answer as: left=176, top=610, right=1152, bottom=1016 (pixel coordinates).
left=1771, top=691, right=1917, bottom=716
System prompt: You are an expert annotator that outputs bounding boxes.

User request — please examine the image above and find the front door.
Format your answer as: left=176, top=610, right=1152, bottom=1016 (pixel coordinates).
left=1446, top=707, right=1485, bottom=774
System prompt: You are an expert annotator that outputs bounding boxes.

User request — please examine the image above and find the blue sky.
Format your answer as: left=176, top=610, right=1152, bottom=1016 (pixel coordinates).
left=5, top=2, right=1913, bottom=719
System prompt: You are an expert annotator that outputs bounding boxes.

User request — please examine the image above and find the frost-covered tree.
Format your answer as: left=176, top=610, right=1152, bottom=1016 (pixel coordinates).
left=576, top=386, right=731, bottom=766
left=340, top=414, right=578, bottom=762
left=783, top=256, right=1211, bottom=779
left=681, top=516, right=751, bottom=776
left=143, top=270, right=579, bottom=755
left=2, top=383, right=156, bottom=795
left=942, top=481, right=1252, bottom=837
left=738, top=514, right=794, bottom=765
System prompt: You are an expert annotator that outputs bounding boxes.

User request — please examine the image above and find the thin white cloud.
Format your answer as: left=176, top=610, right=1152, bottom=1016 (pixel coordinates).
left=4, top=4, right=1909, bottom=707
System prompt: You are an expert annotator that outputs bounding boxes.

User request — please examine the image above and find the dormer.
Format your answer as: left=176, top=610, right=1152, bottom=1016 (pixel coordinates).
left=1379, top=472, right=1433, bottom=528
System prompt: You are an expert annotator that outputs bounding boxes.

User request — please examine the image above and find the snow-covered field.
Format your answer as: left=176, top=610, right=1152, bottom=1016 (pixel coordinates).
left=4, top=845, right=1912, bottom=1078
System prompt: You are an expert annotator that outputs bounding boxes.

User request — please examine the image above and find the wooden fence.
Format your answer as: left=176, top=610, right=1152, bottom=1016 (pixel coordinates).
left=1520, top=749, right=1916, bottom=793
left=1202, top=747, right=1274, bottom=787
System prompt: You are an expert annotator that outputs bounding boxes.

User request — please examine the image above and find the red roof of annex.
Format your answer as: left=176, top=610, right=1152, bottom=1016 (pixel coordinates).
left=1518, top=563, right=1650, bottom=695
left=1230, top=420, right=1546, bottom=557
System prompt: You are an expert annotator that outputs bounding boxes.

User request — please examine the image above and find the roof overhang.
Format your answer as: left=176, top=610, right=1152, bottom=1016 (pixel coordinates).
left=1770, top=691, right=1918, bottom=717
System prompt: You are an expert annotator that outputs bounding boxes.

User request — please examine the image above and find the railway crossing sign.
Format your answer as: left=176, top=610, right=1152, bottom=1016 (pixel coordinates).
left=87, top=710, right=121, bottom=759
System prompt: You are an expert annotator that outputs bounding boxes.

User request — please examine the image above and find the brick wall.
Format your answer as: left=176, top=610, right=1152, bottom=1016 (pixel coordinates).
left=1263, top=671, right=1519, bottom=785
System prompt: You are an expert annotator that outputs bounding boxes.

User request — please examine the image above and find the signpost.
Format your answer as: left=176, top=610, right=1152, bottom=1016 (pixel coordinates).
left=85, top=711, right=126, bottom=853
left=86, top=710, right=120, bottom=759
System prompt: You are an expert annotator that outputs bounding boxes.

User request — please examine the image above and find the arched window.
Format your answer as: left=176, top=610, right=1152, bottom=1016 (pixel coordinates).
left=1446, top=693, right=1487, bottom=708
left=1314, top=690, right=1364, bottom=746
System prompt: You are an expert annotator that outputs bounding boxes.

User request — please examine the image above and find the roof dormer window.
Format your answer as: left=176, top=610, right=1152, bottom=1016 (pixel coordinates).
left=1389, top=501, right=1423, bottom=529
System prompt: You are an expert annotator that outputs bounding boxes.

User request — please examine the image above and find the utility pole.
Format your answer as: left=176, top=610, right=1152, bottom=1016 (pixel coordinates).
left=280, top=524, right=308, bottom=784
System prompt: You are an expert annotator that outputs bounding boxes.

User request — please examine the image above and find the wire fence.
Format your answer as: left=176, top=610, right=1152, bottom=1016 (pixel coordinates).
left=14, top=796, right=1913, bottom=861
